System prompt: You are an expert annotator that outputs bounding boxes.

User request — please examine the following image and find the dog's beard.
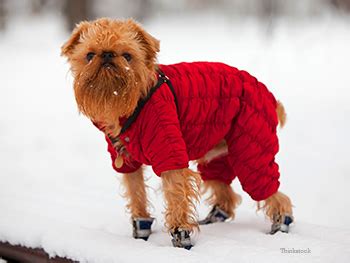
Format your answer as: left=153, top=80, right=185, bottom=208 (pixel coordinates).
left=74, top=62, right=141, bottom=125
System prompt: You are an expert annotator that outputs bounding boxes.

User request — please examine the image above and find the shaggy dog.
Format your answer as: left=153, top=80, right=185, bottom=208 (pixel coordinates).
left=61, top=18, right=293, bottom=249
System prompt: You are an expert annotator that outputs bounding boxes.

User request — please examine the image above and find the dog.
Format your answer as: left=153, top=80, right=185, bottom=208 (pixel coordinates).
left=61, top=18, right=293, bottom=249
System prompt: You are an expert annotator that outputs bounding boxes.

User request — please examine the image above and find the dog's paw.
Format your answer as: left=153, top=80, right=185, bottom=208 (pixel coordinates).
left=132, top=217, right=154, bottom=240
left=198, top=205, right=229, bottom=225
left=269, top=214, right=294, bottom=234
left=170, top=228, right=193, bottom=250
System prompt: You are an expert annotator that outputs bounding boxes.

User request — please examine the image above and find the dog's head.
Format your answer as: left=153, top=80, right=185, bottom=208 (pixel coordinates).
left=61, top=18, right=160, bottom=124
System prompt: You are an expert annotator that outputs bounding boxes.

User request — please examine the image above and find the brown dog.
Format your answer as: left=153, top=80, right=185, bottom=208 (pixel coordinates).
left=61, top=18, right=293, bottom=249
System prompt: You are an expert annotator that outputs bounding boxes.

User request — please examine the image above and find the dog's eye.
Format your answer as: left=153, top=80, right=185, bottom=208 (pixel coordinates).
left=122, top=53, right=132, bottom=62
left=86, top=52, right=95, bottom=62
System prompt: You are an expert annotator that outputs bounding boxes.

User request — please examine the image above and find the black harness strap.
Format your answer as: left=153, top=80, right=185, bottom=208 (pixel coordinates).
left=158, top=70, right=178, bottom=111
left=119, top=70, right=177, bottom=135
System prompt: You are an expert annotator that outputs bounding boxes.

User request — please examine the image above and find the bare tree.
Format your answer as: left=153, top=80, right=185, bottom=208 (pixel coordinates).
left=331, top=0, right=350, bottom=12
left=133, top=0, right=153, bottom=22
left=0, top=0, right=5, bottom=31
left=64, top=0, right=93, bottom=31
left=31, top=0, right=48, bottom=15
left=257, top=0, right=281, bottom=18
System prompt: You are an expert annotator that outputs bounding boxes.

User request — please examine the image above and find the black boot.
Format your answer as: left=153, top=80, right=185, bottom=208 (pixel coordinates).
left=132, top=217, right=154, bottom=241
left=269, top=214, right=293, bottom=234
left=199, top=205, right=229, bottom=225
left=170, top=228, right=193, bottom=250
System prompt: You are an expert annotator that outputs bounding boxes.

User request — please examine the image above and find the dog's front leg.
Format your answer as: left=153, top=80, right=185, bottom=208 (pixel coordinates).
left=161, top=168, right=201, bottom=249
left=122, top=168, right=154, bottom=240
left=258, top=191, right=294, bottom=234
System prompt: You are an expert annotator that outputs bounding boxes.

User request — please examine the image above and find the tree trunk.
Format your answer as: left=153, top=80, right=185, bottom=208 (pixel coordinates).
left=331, top=0, right=350, bottom=11
left=31, top=0, right=48, bottom=15
left=0, top=0, right=6, bottom=31
left=64, top=0, right=92, bottom=31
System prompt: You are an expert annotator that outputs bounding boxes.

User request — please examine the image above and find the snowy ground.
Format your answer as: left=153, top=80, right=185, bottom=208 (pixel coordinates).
left=1, top=13, right=350, bottom=262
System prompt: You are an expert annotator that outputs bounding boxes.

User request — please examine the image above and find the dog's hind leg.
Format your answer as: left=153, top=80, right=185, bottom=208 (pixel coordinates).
left=199, top=180, right=241, bottom=224
left=197, top=154, right=241, bottom=224
left=122, top=168, right=154, bottom=240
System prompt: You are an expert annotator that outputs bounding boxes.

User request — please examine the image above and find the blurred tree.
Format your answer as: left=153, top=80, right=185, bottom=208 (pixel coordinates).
left=256, top=0, right=281, bottom=35
left=133, top=0, right=153, bottom=22
left=31, top=0, right=47, bottom=14
left=258, top=0, right=280, bottom=18
left=0, top=0, right=5, bottom=31
left=331, top=0, right=350, bottom=11
left=64, top=0, right=93, bottom=31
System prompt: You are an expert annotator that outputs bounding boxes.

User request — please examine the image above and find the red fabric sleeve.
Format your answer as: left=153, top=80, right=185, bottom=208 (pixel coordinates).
left=141, top=94, right=189, bottom=176
left=197, top=155, right=237, bottom=185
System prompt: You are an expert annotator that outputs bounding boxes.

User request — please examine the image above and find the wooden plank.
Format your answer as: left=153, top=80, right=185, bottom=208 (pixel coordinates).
left=0, top=242, right=76, bottom=263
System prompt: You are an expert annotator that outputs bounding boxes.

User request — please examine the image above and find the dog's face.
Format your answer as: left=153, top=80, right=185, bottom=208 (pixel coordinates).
left=61, top=18, right=160, bottom=124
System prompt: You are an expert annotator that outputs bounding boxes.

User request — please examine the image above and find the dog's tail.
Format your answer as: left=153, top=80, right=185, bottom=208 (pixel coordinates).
left=276, top=101, right=287, bottom=128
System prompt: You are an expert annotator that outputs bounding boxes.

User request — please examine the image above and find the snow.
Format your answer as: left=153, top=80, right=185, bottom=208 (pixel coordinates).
left=1, top=13, right=350, bottom=262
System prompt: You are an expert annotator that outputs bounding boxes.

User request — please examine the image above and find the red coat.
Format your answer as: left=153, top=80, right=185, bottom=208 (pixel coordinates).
left=101, top=62, right=280, bottom=201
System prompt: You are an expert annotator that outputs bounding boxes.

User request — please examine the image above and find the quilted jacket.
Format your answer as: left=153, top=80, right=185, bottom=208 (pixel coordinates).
left=100, top=62, right=280, bottom=201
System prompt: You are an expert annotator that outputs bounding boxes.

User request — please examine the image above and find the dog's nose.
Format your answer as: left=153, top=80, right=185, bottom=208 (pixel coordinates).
left=101, top=51, right=114, bottom=63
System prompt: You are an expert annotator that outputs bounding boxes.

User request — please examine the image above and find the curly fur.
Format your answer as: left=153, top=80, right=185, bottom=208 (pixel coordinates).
left=277, top=101, right=287, bottom=128
left=61, top=18, right=159, bottom=135
left=122, top=168, right=150, bottom=218
left=162, top=168, right=201, bottom=233
left=257, top=191, right=293, bottom=221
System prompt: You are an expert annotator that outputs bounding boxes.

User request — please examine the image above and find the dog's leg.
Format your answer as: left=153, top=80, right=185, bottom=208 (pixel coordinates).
left=122, top=168, right=154, bottom=240
left=199, top=180, right=241, bottom=224
left=197, top=146, right=240, bottom=224
left=161, top=168, right=201, bottom=249
left=258, top=191, right=294, bottom=234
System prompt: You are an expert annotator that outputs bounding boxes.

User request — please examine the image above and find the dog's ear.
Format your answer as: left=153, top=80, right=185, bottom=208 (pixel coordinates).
left=126, top=19, right=160, bottom=67
left=61, top=21, right=90, bottom=58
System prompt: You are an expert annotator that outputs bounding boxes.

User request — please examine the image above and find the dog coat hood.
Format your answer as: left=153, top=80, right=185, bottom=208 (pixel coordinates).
left=99, top=62, right=280, bottom=201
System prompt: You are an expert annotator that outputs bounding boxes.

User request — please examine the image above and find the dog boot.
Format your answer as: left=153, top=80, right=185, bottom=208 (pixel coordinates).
left=269, top=213, right=293, bottom=234
left=198, top=205, right=229, bottom=225
left=132, top=217, right=154, bottom=241
left=170, top=228, right=193, bottom=250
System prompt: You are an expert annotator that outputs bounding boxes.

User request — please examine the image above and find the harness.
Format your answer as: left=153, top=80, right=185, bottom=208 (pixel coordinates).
left=120, top=70, right=177, bottom=135
left=108, top=70, right=177, bottom=148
